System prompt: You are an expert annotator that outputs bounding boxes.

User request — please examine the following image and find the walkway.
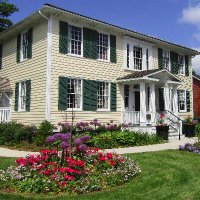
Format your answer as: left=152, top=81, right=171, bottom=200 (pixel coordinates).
left=0, top=137, right=197, bottom=157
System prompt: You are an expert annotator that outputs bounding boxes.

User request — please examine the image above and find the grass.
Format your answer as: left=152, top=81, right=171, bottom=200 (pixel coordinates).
left=1, top=150, right=200, bottom=200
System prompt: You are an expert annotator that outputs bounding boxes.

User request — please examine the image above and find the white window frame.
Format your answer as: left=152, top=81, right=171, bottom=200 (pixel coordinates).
left=20, top=30, right=29, bottom=62
left=123, top=37, right=152, bottom=71
left=97, top=82, right=110, bottom=111
left=97, top=31, right=110, bottom=62
left=66, top=78, right=83, bottom=111
left=67, top=24, right=83, bottom=57
left=162, top=49, right=170, bottom=71
left=178, top=90, right=186, bottom=112
left=178, top=54, right=185, bottom=75
left=18, top=81, right=26, bottom=112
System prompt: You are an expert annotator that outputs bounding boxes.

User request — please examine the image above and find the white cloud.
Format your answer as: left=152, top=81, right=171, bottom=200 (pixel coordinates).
left=180, top=4, right=200, bottom=26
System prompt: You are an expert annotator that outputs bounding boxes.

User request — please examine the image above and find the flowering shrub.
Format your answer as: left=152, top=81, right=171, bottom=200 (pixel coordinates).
left=156, top=114, right=168, bottom=126
left=184, top=116, right=198, bottom=125
left=0, top=137, right=140, bottom=194
left=58, top=119, right=128, bottom=134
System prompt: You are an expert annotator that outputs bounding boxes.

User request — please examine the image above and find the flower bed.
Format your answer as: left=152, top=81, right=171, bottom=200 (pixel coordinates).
left=179, top=142, right=200, bottom=154
left=0, top=133, right=140, bottom=194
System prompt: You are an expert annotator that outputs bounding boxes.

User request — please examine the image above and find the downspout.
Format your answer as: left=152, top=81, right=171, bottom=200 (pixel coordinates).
left=39, top=10, right=52, bottom=121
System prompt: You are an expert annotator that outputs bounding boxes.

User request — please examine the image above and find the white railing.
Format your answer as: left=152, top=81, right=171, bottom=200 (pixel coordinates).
left=0, top=107, right=10, bottom=122
left=122, top=111, right=140, bottom=124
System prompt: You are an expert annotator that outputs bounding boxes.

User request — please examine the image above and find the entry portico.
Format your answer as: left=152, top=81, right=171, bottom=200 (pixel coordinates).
left=117, top=69, right=182, bottom=126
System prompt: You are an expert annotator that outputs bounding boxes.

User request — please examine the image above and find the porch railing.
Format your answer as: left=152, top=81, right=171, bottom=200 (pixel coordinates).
left=122, top=111, right=140, bottom=125
left=0, top=107, right=10, bottom=122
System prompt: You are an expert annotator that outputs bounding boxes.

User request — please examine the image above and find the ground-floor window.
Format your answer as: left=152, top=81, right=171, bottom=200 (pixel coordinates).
left=19, top=81, right=26, bottom=111
left=124, top=85, right=129, bottom=109
left=97, top=82, right=110, bottom=110
left=67, top=79, right=82, bottom=109
left=178, top=90, right=186, bottom=112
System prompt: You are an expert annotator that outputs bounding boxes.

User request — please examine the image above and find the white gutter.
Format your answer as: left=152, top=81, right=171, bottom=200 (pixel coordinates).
left=39, top=10, right=52, bottom=121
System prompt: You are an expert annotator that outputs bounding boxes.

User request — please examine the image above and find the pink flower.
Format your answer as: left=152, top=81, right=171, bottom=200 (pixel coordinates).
left=43, top=169, right=50, bottom=176
left=64, top=175, right=74, bottom=181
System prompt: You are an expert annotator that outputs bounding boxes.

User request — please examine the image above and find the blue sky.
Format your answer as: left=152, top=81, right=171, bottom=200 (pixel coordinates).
left=8, top=0, right=200, bottom=73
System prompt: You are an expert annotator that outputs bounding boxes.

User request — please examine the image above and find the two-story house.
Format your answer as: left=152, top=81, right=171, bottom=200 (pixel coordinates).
left=0, top=4, right=199, bottom=136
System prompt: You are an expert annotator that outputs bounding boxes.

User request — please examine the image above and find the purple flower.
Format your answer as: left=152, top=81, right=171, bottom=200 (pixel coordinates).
left=78, top=144, right=88, bottom=151
left=60, top=141, right=69, bottom=149
left=74, top=138, right=82, bottom=146
left=86, top=127, right=93, bottom=131
left=61, top=133, right=70, bottom=141
left=53, top=133, right=63, bottom=140
left=81, top=135, right=90, bottom=142
left=90, top=121, right=94, bottom=125
left=46, top=136, right=55, bottom=143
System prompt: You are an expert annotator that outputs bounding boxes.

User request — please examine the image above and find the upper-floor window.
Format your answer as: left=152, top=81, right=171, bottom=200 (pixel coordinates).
left=162, top=50, right=170, bottom=71
left=21, top=31, right=28, bottom=61
left=125, top=38, right=151, bottom=71
left=68, top=25, right=82, bottom=56
left=67, top=78, right=82, bottom=110
left=19, top=81, right=26, bottom=111
left=133, top=46, right=143, bottom=70
left=97, top=82, right=110, bottom=110
left=178, top=54, right=185, bottom=75
left=98, top=33, right=109, bottom=60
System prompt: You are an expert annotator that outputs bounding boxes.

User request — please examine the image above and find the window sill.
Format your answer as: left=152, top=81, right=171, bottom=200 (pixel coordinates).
left=123, top=68, right=145, bottom=72
left=65, top=108, right=82, bottom=112
left=19, top=58, right=29, bottom=63
left=97, top=109, right=110, bottom=112
left=178, top=73, right=186, bottom=77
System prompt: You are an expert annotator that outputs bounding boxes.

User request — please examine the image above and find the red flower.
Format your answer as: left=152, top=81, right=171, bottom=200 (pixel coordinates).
left=65, top=167, right=75, bottom=173
left=52, top=174, right=56, bottom=179
left=64, top=175, right=74, bottom=181
left=74, top=170, right=82, bottom=175
left=43, top=169, right=50, bottom=176
left=106, top=153, right=113, bottom=159
left=75, top=160, right=85, bottom=167
left=60, top=181, right=66, bottom=186
left=16, top=158, right=27, bottom=166
left=108, top=160, right=116, bottom=166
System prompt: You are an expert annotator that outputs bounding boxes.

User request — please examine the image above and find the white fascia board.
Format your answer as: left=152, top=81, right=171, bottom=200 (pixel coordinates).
left=116, top=77, right=159, bottom=83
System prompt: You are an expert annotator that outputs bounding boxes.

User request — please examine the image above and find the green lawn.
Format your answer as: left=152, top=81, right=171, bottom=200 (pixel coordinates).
left=1, top=150, right=200, bottom=200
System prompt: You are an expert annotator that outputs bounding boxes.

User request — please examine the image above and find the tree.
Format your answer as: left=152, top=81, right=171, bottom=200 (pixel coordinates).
left=0, top=0, right=18, bottom=32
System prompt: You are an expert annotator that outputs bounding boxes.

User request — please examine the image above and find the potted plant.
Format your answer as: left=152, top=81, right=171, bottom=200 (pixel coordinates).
left=156, top=114, right=169, bottom=140
left=183, top=116, right=198, bottom=137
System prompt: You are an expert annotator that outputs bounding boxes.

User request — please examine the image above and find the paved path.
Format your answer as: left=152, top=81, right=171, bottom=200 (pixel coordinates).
left=0, top=137, right=197, bottom=157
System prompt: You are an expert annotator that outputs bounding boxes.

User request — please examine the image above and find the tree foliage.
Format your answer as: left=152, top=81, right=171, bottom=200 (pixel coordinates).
left=0, top=0, right=18, bottom=32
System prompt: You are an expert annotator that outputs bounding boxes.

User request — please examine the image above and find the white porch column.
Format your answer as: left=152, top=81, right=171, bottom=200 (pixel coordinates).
left=149, top=83, right=156, bottom=123
left=164, top=84, right=169, bottom=111
left=172, top=86, right=178, bottom=115
left=140, top=82, right=146, bottom=126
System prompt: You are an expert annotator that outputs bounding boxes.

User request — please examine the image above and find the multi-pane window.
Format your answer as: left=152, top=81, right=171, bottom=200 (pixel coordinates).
left=178, top=54, right=185, bottom=75
left=67, top=79, right=82, bottom=109
left=124, top=85, right=129, bottom=109
left=146, top=87, right=150, bottom=112
left=127, top=44, right=129, bottom=68
left=21, top=31, right=28, bottom=61
left=68, top=25, right=82, bottom=55
left=97, top=82, right=109, bottom=110
left=178, top=90, right=186, bottom=112
left=133, top=46, right=142, bottom=70
left=19, top=81, right=26, bottom=111
left=146, top=49, right=149, bottom=70
left=98, top=33, right=109, bottom=60
left=163, top=50, right=170, bottom=70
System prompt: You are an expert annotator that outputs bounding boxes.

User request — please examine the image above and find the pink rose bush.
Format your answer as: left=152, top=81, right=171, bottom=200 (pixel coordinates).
left=0, top=134, right=140, bottom=194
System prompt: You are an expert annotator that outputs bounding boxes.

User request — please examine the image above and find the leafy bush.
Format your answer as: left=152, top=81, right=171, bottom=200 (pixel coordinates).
left=33, top=120, right=55, bottom=146
left=195, top=123, right=200, bottom=138
left=0, top=121, right=36, bottom=145
left=0, top=134, right=140, bottom=194
left=86, top=130, right=163, bottom=149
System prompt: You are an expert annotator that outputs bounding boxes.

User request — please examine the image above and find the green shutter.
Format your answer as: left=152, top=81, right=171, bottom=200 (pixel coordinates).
left=159, top=88, right=164, bottom=111
left=110, top=35, right=116, bottom=63
left=83, top=79, right=97, bottom=111
left=58, top=77, right=68, bottom=111
left=158, top=48, right=163, bottom=69
left=26, top=80, right=31, bottom=111
left=177, top=90, right=180, bottom=112
left=27, top=28, right=33, bottom=59
left=170, top=51, right=178, bottom=74
left=83, top=28, right=98, bottom=59
left=111, top=82, right=117, bottom=111
left=14, top=82, right=19, bottom=111
left=186, top=91, right=190, bottom=112
left=59, top=21, right=68, bottom=54
left=0, top=44, right=2, bottom=69
left=185, top=55, right=189, bottom=76
left=16, top=34, right=21, bottom=63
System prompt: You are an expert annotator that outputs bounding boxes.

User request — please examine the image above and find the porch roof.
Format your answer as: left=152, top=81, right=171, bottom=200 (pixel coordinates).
left=116, top=69, right=182, bottom=84
left=0, top=78, right=12, bottom=93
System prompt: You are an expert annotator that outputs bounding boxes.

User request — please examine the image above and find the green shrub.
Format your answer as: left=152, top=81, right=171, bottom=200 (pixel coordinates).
left=0, top=121, right=36, bottom=145
left=33, top=120, right=54, bottom=146
left=195, top=123, right=200, bottom=139
left=87, top=130, right=163, bottom=149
